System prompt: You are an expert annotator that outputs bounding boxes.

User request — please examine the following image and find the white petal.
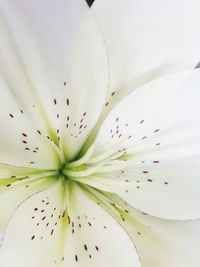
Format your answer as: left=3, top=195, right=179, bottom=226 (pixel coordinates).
left=118, top=157, right=200, bottom=220
left=129, top=210, right=200, bottom=267
left=92, top=0, right=200, bottom=105
left=0, top=169, right=57, bottom=244
left=0, top=180, right=141, bottom=267
left=61, top=182, right=141, bottom=267
left=0, top=83, right=61, bottom=169
left=0, top=0, right=109, bottom=160
left=91, top=70, right=200, bottom=219
left=96, top=193, right=200, bottom=267
left=94, top=69, right=200, bottom=155
left=0, top=179, right=66, bottom=267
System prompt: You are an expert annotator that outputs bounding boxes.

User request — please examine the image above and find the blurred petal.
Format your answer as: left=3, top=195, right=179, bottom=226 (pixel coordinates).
left=93, top=0, right=200, bottom=106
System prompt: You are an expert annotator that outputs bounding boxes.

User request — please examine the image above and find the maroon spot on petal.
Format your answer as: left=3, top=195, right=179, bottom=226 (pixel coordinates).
left=141, top=136, right=147, bottom=140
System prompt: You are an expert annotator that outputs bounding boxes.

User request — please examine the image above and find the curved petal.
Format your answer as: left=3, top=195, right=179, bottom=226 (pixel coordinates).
left=0, top=180, right=141, bottom=267
left=0, top=83, right=60, bottom=169
left=118, top=157, right=200, bottom=220
left=93, top=192, right=200, bottom=267
left=0, top=169, right=57, bottom=245
left=92, top=0, right=200, bottom=107
left=0, top=179, right=67, bottom=267
left=127, top=207, right=200, bottom=267
left=89, top=70, right=200, bottom=219
left=0, top=0, right=109, bottom=160
left=60, top=182, right=141, bottom=267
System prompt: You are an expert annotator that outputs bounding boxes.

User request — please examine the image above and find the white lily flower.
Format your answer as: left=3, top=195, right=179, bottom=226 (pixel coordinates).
left=0, top=0, right=200, bottom=267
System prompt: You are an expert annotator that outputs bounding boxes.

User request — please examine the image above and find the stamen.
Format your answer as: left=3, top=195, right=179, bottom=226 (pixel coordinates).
left=63, top=166, right=99, bottom=178
left=87, top=139, right=125, bottom=164
left=66, top=143, right=96, bottom=168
